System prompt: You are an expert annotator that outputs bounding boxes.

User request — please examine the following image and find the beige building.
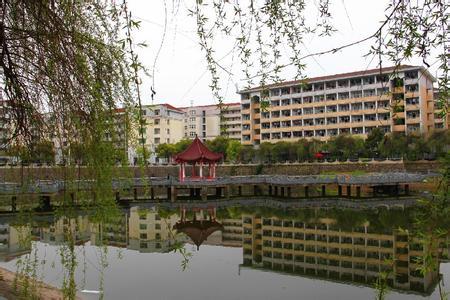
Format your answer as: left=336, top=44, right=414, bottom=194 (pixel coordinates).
left=39, top=216, right=91, bottom=245
left=433, top=88, right=449, bottom=130
left=239, top=65, right=436, bottom=145
left=131, top=103, right=185, bottom=164
left=241, top=214, right=440, bottom=294
left=128, top=207, right=186, bottom=253
left=180, top=102, right=241, bottom=141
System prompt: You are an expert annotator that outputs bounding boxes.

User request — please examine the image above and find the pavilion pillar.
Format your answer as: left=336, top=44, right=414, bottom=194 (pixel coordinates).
left=347, top=185, right=352, bottom=198
left=192, top=163, right=196, bottom=177
left=199, top=162, right=203, bottom=178
left=179, top=164, right=182, bottom=181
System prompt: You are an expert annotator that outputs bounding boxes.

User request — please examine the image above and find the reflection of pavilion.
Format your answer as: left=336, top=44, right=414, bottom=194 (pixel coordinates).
left=174, top=206, right=223, bottom=250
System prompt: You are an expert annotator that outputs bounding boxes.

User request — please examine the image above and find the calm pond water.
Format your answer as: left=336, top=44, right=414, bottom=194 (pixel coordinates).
left=0, top=203, right=448, bottom=300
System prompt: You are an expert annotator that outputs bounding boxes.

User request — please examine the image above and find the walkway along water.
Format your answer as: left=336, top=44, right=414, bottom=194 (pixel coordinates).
left=0, top=173, right=438, bottom=212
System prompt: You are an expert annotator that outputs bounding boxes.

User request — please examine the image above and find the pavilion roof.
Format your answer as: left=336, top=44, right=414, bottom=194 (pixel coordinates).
left=173, top=220, right=223, bottom=250
left=173, top=137, right=223, bottom=163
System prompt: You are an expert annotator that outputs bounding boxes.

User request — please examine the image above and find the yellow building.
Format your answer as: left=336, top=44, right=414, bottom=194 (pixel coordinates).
left=433, top=88, right=449, bottom=130
left=128, top=207, right=186, bottom=253
left=239, top=65, right=436, bottom=145
left=131, top=103, right=185, bottom=164
left=241, top=214, right=440, bottom=294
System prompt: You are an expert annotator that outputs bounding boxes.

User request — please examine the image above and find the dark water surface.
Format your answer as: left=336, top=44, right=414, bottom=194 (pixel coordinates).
left=0, top=204, right=448, bottom=300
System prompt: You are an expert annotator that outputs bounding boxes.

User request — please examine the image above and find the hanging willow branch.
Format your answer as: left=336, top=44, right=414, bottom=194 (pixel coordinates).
left=0, top=0, right=140, bottom=148
left=190, top=0, right=448, bottom=117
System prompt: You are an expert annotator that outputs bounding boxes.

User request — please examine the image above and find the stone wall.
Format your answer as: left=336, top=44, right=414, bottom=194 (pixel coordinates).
left=0, top=161, right=441, bottom=182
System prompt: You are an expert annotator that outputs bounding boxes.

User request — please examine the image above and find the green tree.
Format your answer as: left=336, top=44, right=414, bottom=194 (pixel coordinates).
left=238, top=145, right=255, bottom=163
left=327, top=134, right=364, bottom=159
left=365, top=128, right=385, bottom=157
left=257, top=142, right=274, bottom=163
left=205, top=136, right=229, bottom=159
left=31, top=140, right=55, bottom=163
left=379, top=133, right=407, bottom=158
left=174, top=139, right=192, bottom=154
left=156, top=143, right=176, bottom=162
left=226, top=140, right=242, bottom=163
left=427, top=130, right=449, bottom=158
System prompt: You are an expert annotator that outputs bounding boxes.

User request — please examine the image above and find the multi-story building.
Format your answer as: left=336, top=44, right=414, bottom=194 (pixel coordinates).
left=241, top=214, right=440, bottom=294
left=221, top=218, right=243, bottom=247
left=433, top=88, right=449, bottom=130
left=180, top=102, right=241, bottom=141
left=239, top=65, right=436, bottom=145
left=130, top=104, right=185, bottom=164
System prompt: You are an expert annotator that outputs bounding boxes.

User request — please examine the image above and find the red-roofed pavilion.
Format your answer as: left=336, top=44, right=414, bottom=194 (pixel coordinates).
left=173, top=137, right=223, bottom=181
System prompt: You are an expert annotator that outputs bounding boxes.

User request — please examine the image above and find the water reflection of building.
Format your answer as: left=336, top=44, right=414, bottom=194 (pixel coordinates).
left=220, top=218, right=242, bottom=247
left=0, top=224, right=31, bottom=261
left=241, top=214, right=439, bottom=295
left=90, top=214, right=129, bottom=248
left=128, top=207, right=186, bottom=253
left=38, top=216, right=91, bottom=245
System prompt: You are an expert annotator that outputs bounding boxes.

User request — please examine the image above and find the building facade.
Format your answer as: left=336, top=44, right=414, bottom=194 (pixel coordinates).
left=180, top=102, right=241, bottom=141
left=241, top=214, right=440, bottom=294
left=130, top=104, right=185, bottom=164
left=239, top=65, right=436, bottom=145
left=433, top=88, right=449, bottom=130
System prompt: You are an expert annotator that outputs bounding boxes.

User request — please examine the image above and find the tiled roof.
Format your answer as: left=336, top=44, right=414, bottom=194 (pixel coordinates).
left=178, top=102, right=240, bottom=109
left=239, top=65, right=428, bottom=93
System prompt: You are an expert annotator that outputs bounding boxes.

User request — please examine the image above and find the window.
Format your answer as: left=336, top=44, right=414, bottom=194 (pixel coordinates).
left=406, top=97, right=419, bottom=105
left=139, top=224, right=147, bottom=230
left=405, top=84, right=419, bottom=93
left=140, top=233, right=147, bottom=239
left=154, top=128, right=160, bottom=134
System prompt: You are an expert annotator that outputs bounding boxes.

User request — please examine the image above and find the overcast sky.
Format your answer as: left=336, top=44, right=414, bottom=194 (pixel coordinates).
left=127, top=0, right=441, bottom=107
